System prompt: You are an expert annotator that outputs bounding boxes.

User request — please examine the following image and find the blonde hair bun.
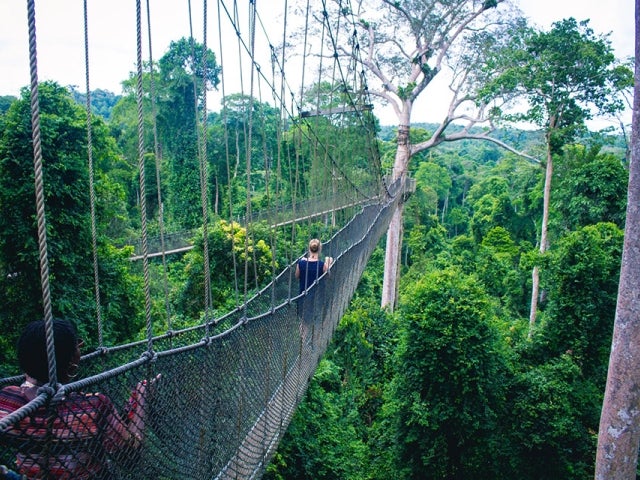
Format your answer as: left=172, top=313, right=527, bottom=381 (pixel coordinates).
left=309, top=238, right=321, bottom=253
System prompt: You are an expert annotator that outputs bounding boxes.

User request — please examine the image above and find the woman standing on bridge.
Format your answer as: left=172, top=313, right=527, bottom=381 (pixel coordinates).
left=295, top=238, right=332, bottom=293
left=295, top=239, right=333, bottom=344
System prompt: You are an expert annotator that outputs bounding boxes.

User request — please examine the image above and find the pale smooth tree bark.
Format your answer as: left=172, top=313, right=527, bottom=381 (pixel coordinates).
left=595, top=1, right=640, bottom=476
left=381, top=123, right=410, bottom=308
left=529, top=132, right=554, bottom=332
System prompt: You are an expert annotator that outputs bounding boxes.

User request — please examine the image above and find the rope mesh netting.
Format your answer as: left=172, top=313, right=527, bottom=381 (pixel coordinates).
left=0, top=180, right=403, bottom=479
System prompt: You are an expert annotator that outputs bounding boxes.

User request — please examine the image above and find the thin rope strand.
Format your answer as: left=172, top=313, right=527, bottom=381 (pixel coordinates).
left=188, top=0, right=213, bottom=332
left=135, top=0, right=154, bottom=353
left=243, top=0, right=258, bottom=304
left=146, top=0, right=173, bottom=333
left=83, top=0, right=104, bottom=348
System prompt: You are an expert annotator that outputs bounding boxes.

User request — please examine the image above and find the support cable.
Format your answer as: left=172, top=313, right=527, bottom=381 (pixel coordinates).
left=26, top=0, right=57, bottom=387
left=243, top=0, right=257, bottom=304
left=188, top=0, right=214, bottom=334
left=146, top=0, right=173, bottom=332
left=216, top=0, right=241, bottom=308
left=135, top=0, right=155, bottom=353
left=83, top=0, right=105, bottom=348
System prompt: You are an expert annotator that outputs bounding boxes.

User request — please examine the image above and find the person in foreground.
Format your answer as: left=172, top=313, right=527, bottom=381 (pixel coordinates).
left=0, top=318, right=151, bottom=479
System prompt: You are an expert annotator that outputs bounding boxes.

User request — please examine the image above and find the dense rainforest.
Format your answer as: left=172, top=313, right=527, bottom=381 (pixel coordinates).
left=264, top=138, right=628, bottom=479
left=0, top=17, right=632, bottom=480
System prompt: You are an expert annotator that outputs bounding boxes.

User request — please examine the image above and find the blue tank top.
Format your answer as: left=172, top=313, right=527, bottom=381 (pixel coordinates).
left=297, top=258, right=325, bottom=293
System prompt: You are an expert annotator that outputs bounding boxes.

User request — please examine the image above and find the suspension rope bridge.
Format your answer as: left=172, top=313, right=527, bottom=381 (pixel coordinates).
left=0, top=0, right=410, bottom=478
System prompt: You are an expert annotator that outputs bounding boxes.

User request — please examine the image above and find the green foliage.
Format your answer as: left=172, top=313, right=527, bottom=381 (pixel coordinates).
left=463, top=162, right=539, bottom=245
left=531, top=222, right=623, bottom=381
left=449, top=234, right=478, bottom=275
left=466, top=175, right=509, bottom=204
left=488, top=156, right=543, bottom=236
left=476, top=227, right=529, bottom=317
left=264, top=359, right=369, bottom=480
left=332, top=295, right=398, bottom=414
left=108, top=82, right=162, bottom=230
left=0, top=95, right=16, bottom=116
left=387, top=268, right=510, bottom=479
left=69, top=86, right=122, bottom=120
left=288, top=83, right=382, bottom=207
left=173, top=220, right=275, bottom=319
left=352, top=245, right=386, bottom=301
left=553, top=144, right=628, bottom=231
left=156, top=38, right=221, bottom=229
left=506, top=354, right=599, bottom=479
left=397, top=82, right=416, bottom=100
left=0, top=83, right=93, bottom=342
left=267, top=288, right=397, bottom=480
left=210, top=94, right=286, bottom=217
left=95, top=244, right=145, bottom=346
left=159, top=38, right=221, bottom=93
left=404, top=215, right=449, bottom=264
left=469, top=193, right=516, bottom=243
left=0, top=82, right=144, bottom=363
left=414, top=161, right=451, bottom=212
left=481, top=18, right=628, bottom=151
left=444, top=206, right=470, bottom=236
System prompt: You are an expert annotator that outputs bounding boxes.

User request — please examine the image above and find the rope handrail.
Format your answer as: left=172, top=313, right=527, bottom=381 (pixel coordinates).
left=125, top=180, right=385, bottom=259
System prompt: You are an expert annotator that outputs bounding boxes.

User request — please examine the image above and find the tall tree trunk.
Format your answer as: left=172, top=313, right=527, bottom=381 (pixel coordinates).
left=529, top=138, right=553, bottom=333
left=381, top=203, right=404, bottom=309
left=595, top=3, right=640, bottom=476
left=381, top=123, right=411, bottom=310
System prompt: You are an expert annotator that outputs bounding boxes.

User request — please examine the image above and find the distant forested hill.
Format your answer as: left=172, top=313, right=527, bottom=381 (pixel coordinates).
left=379, top=122, right=627, bottom=162
left=69, top=86, right=121, bottom=120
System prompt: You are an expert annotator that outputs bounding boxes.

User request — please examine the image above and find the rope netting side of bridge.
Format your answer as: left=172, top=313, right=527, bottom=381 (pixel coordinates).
left=0, top=180, right=403, bottom=479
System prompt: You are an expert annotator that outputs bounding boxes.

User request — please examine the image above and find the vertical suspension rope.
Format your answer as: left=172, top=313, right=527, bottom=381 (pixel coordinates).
left=324, top=0, right=343, bottom=230
left=188, top=0, right=213, bottom=333
left=26, top=0, right=57, bottom=387
left=229, top=1, right=246, bottom=309
left=83, top=0, right=104, bottom=348
left=200, top=0, right=213, bottom=329
left=279, top=2, right=298, bottom=300
left=244, top=0, right=257, bottom=303
left=314, top=5, right=331, bottom=228
left=217, top=0, right=241, bottom=308
left=195, top=6, right=212, bottom=466
left=264, top=46, right=279, bottom=308
left=135, top=0, right=154, bottom=352
left=146, top=0, right=173, bottom=332
left=285, top=92, right=297, bottom=300
left=287, top=0, right=312, bottom=295
left=269, top=1, right=289, bottom=305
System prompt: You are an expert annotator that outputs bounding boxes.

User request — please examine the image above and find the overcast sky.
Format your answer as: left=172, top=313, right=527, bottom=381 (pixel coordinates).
left=0, top=0, right=634, bottom=125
